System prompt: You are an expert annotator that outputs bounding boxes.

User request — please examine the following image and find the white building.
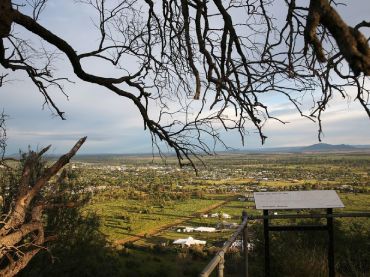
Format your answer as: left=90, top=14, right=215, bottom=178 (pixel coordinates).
left=183, top=227, right=195, bottom=232
left=194, top=227, right=216, bottom=232
left=222, top=213, right=232, bottom=219
left=173, top=237, right=206, bottom=247
left=211, top=212, right=232, bottom=219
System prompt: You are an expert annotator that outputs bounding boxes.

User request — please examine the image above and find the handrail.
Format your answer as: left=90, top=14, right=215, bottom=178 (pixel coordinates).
left=199, top=251, right=224, bottom=277
left=199, top=217, right=248, bottom=277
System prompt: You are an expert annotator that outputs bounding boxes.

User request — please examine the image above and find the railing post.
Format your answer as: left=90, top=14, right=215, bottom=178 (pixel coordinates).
left=242, top=211, right=249, bottom=277
left=218, top=252, right=224, bottom=277
left=327, top=208, right=335, bottom=277
left=263, top=209, right=270, bottom=277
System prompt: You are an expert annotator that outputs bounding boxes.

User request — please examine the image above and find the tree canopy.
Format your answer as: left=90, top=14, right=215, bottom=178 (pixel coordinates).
left=0, top=0, right=369, bottom=165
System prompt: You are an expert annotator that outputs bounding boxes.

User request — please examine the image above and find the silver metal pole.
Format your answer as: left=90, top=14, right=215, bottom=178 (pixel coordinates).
left=243, top=223, right=249, bottom=277
left=242, top=211, right=249, bottom=277
left=218, top=252, right=224, bottom=277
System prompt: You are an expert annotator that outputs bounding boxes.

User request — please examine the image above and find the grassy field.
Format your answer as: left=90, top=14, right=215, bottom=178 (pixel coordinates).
left=70, top=152, right=369, bottom=276
left=85, top=198, right=226, bottom=242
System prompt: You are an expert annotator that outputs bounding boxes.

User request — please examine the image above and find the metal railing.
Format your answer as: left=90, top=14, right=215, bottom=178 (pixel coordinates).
left=200, top=212, right=249, bottom=277
left=199, top=211, right=370, bottom=277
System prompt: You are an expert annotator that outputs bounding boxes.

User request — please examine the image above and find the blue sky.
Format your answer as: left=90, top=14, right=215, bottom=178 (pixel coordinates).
left=1, top=1, right=369, bottom=155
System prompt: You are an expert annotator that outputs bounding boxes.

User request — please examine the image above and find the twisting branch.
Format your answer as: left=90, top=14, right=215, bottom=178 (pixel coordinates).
left=304, top=0, right=370, bottom=76
left=25, top=0, right=48, bottom=21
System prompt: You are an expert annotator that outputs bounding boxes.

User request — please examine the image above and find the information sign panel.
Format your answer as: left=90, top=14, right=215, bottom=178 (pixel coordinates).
left=254, top=190, right=344, bottom=210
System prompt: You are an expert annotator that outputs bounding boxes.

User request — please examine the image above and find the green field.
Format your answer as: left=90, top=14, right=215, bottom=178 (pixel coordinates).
left=86, top=198, right=224, bottom=241
left=18, top=152, right=369, bottom=277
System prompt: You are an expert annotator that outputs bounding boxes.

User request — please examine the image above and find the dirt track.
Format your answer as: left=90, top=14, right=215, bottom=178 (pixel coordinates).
left=113, top=197, right=233, bottom=245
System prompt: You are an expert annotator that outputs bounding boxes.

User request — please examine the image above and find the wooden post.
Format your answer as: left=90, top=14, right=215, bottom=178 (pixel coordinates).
left=218, top=252, right=224, bottom=277
left=264, top=209, right=270, bottom=277
left=327, top=208, right=335, bottom=277
left=242, top=211, right=249, bottom=277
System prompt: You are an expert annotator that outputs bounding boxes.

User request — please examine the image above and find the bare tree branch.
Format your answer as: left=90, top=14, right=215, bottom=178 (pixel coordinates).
left=0, top=0, right=369, bottom=164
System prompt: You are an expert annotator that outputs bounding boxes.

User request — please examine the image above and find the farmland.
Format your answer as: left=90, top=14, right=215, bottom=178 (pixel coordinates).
left=16, top=152, right=370, bottom=276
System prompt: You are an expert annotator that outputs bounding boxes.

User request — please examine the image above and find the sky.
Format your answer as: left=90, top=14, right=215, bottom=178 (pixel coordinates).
left=0, top=0, right=370, bottom=155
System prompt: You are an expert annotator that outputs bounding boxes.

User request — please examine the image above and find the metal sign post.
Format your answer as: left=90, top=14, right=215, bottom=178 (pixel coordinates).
left=254, top=190, right=344, bottom=277
left=327, top=208, right=334, bottom=277
left=263, top=209, right=270, bottom=277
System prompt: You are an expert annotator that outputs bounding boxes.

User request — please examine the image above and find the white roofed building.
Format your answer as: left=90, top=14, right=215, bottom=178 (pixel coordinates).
left=194, top=227, right=216, bottom=232
left=173, top=237, right=206, bottom=247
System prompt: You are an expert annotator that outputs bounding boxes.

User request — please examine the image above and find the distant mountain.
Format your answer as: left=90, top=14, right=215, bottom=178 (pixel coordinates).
left=5, top=143, right=369, bottom=159
left=300, top=143, right=357, bottom=152
left=242, top=143, right=370, bottom=154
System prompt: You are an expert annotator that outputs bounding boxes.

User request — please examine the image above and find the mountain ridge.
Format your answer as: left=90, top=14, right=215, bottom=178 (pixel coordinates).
left=245, top=143, right=370, bottom=153
left=4, top=143, right=370, bottom=158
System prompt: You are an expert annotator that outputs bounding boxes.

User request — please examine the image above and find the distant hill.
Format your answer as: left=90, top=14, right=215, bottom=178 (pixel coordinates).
left=5, top=143, right=370, bottom=159
left=300, top=143, right=357, bottom=152
left=243, top=143, right=370, bottom=154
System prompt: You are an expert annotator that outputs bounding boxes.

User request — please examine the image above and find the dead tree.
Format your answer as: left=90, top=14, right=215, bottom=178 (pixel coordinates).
left=0, top=137, right=86, bottom=277
left=0, top=0, right=369, bottom=163
left=0, top=112, right=6, bottom=161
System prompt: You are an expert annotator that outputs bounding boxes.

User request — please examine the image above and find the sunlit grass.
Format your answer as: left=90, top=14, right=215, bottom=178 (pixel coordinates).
left=85, top=198, right=224, bottom=241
